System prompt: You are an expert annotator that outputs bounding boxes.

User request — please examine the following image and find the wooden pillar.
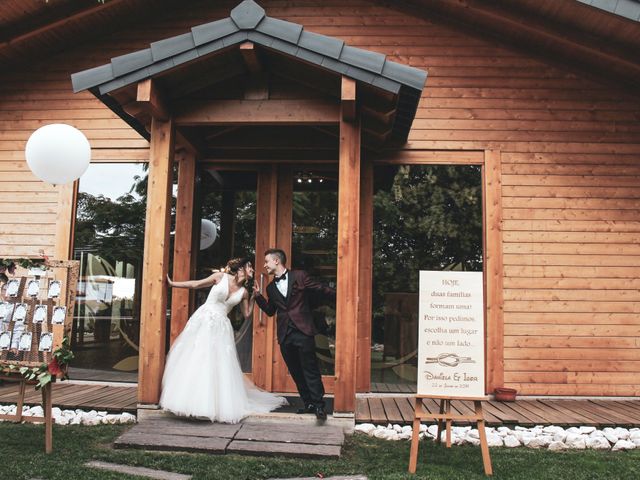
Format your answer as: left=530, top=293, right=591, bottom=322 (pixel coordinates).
left=253, top=166, right=279, bottom=390
left=54, top=182, right=77, bottom=260
left=356, top=157, right=373, bottom=392
left=138, top=116, right=174, bottom=405
left=334, top=77, right=360, bottom=413
left=170, top=152, right=196, bottom=345
left=484, top=149, right=504, bottom=392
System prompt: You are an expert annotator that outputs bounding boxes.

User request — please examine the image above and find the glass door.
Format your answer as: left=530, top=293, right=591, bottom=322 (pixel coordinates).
left=290, top=167, right=338, bottom=378
left=195, top=167, right=258, bottom=373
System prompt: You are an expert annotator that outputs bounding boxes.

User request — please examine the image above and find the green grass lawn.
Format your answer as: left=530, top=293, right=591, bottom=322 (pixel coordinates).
left=1, top=423, right=640, bottom=480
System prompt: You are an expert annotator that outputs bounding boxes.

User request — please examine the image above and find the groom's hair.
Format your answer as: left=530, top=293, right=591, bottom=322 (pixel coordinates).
left=265, top=248, right=287, bottom=265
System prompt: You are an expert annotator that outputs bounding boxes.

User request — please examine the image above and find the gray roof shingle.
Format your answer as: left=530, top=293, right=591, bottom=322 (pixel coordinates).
left=71, top=0, right=427, bottom=142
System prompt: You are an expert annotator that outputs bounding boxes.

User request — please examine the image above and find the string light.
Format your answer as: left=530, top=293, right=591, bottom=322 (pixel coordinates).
left=294, top=171, right=334, bottom=184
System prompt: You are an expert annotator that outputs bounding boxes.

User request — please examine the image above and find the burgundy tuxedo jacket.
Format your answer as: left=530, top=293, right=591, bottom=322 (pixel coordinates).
left=255, top=269, right=335, bottom=343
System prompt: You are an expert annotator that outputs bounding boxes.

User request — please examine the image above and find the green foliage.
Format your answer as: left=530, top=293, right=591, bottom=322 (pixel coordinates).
left=372, top=165, right=482, bottom=312
left=1, top=424, right=639, bottom=479
left=74, top=172, right=148, bottom=266
left=0, top=337, right=74, bottom=390
left=0, top=257, right=48, bottom=282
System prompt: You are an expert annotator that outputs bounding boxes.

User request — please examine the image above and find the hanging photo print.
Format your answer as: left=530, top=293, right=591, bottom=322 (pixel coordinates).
left=0, top=331, right=10, bottom=350
left=6, top=279, right=20, bottom=297
left=27, top=279, right=40, bottom=297
left=33, top=304, right=48, bottom=324
left=52, top=306, right=66, bottom=325
left=47, top=280, right=61, bottom=299
left=13, top=303, right=27, bottom=323
left=38, top=332, right=53, bottom=352
left=18, top=331, right=33, bottom=352
left=1, top=303, right=15, bottom=323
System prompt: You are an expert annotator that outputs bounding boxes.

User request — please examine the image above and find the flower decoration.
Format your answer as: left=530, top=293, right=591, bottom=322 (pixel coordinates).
left=1, top=337, right=74, bottom=390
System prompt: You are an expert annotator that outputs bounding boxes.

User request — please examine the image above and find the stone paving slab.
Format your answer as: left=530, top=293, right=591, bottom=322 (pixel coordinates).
left=238, top=421, right=344, bottom=445
left=114, top=415, right=345, bottom=458
left=227, top=439, right=342, bottom=459
left=85, top=461, right=192, bottom=480
left=129, top=418, right=242, bottom=438
left=114, top=431, right=230, bottom=453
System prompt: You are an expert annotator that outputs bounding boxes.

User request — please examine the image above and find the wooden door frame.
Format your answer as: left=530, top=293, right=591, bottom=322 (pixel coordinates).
left=178, top=161, right=340, bottom=394
left=361, top=149, right=504, bottom=395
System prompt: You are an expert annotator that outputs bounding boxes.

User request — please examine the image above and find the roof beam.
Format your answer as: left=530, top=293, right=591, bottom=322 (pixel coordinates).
left=174, top=99, right=340, bottom=126
left=410, top=0, right=640, bottom=91
left=341, top=76, right=356, bottom=122
left=137, top=79, right=170, bottom=121
left=0, top=0, right=130, bottom=49
left=239, top=42, right=262, bottom=74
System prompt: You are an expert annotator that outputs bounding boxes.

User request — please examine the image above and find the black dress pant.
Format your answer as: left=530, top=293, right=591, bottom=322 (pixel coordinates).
left=280, top=328, right=325, bottom=408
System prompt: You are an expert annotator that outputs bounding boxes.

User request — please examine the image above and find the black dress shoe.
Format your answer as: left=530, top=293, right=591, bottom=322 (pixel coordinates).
left=296, top=404, right=315, bottom=414
left=315, top=406, right=327, bottom=420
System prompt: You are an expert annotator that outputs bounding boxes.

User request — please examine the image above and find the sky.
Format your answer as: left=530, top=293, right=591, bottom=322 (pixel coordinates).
left=78, top=163, right=147, bottom=200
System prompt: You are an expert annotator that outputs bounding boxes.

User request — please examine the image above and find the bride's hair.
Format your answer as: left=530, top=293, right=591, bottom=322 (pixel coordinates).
left=224, top=257, right=254, bottom=289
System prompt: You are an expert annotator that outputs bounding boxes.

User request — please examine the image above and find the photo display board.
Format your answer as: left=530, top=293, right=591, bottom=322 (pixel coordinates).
left=417, top=271, right=485, bottom=398
left=0, top=261, right=78, bottom=367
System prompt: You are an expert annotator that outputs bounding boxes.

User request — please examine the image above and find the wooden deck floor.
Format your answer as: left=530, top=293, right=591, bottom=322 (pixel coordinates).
left=357, top=396, right=640, bottom=427
left=2, top=382, right=640, bottom=427
left=0, top=382, right=137, bottom=413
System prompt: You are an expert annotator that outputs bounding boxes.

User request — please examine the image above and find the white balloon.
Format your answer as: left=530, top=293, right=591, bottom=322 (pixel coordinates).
left=25, top=124, right=91, bottom=185
left=200, top=219, right=218, bottom=250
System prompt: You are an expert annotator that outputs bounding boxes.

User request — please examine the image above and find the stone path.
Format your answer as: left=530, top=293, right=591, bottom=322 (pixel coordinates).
left=114, top=415, right=344, bottom=459
left=85, top=460, right=192, bottom=480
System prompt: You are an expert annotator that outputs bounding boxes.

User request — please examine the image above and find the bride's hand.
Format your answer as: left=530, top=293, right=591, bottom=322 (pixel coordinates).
left=166, top=274, right=174, bottom=287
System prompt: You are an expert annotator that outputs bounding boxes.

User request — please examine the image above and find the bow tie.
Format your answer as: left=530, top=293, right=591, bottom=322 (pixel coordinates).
left=275, top=273, right=287, bottom=283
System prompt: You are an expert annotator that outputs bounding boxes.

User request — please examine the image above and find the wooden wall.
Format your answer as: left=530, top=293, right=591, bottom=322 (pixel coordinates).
left=0, top=0, right=639, bottom=396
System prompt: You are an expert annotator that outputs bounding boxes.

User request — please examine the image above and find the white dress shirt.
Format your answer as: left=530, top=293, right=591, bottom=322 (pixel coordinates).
left=275, top=269, right=289, bottom=298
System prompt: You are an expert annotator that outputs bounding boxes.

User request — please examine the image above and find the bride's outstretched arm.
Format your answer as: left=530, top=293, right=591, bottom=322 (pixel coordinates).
left=166, top=272, right=222, bottom=289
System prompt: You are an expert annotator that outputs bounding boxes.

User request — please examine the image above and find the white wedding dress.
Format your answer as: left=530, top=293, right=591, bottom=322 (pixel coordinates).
left=160, top=274, right=287, bottom=423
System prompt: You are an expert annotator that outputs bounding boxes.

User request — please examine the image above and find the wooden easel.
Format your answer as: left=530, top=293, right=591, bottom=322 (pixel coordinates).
left=408, top=395, right=493, bottom=476
left=0, top=259, right=78, bottom=454
left=0, top=374, right=54, bottom=453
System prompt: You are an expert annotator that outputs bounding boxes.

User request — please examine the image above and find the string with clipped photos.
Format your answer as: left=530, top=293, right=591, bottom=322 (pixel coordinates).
left=0, top=260, right=79, bottom=383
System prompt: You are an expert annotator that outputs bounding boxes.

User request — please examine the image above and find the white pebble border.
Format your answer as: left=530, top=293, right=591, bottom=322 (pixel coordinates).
left=354, top=423, right=640, bottom=451
left=0, top=404, right=136, bottom=426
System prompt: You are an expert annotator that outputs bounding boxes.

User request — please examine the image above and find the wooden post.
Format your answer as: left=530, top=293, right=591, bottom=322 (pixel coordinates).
left=170, top=152, right=196, bottom=345
left=253, top=166, right=278, bottom=390
left=484, top=150, right=504, bottom=392
left=408, top=396, right=493, bottom=476
left=138, top=115, right=174, bottom=405
left=273, top=166, right=293, bottom=393
left=54, top=181, right=77, bottom=260
left=356, top=158, right=373, bottom=392
left=42, top=382, right=53, bottom=453
left=0, top=376, right=53, bottom=453
left=334, top=77, right=360, bottom=413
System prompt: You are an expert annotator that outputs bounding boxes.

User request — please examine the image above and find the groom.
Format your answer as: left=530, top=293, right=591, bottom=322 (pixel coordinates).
left=254, top=248, right=335, bottom=420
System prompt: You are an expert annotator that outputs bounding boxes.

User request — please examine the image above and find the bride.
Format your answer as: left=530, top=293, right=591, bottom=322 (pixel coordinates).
left=161, top=257, right=287, bottom=423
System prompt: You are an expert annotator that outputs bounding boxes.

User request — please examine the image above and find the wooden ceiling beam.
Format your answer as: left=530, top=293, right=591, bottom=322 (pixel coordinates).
left=409, top=0, right=640, bottom=90
left=0, top=0, right=130, bottom=49
left=174, top=99, right=340, bottom=126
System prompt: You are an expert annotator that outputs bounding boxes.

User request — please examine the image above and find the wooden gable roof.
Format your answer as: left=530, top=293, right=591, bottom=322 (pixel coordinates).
left=1, top=0, right=639, bottom=94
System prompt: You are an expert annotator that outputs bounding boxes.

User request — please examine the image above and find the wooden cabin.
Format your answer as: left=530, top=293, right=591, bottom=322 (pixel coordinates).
left=1, top=0, right=639, bottom=414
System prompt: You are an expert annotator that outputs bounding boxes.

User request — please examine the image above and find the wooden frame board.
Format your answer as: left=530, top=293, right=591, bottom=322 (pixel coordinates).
left=0, top=259, right=79, bottom=453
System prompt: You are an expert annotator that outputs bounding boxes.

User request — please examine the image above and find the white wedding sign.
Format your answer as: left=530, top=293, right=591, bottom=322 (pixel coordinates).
left=417, top=271, right=485, bottom=398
